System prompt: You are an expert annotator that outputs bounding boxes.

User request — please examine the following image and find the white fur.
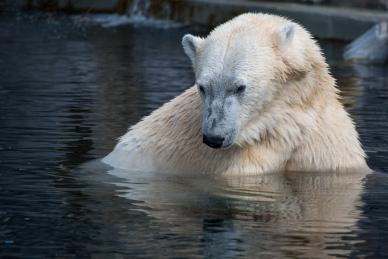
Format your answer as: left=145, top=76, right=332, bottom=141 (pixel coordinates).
left=103, top=13, right=369, bottom=175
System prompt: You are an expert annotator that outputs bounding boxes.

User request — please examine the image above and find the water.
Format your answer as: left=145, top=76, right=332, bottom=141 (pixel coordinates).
left=1, top=12, right=388, bottom=258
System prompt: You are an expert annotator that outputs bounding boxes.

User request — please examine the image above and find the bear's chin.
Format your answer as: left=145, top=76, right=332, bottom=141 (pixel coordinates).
left=203, top=142, right=234, bottom=150
left=221, top=143, right=234, bottom=150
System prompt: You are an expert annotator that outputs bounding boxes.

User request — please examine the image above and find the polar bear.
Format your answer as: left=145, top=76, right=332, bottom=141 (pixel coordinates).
left=102, top=13, right=369, bottom=175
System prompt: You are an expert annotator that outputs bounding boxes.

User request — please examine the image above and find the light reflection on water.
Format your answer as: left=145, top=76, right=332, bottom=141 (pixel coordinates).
left=1, top=12, right=388, bottom=258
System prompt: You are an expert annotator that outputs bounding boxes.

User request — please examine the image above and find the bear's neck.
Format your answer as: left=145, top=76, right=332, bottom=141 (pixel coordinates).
left=276, top=66, right=366, bottom=171
left=237, top=64, right=337, bottom=150
left=233, top=65, right=366, bottom=172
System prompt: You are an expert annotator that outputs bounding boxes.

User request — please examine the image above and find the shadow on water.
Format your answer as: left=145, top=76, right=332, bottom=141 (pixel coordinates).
left=0, top=11, right=388, bottom=258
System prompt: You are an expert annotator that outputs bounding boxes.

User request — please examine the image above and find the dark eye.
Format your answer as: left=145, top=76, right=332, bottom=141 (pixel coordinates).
left=235, top=85, right=246, bottom=94
left=198, top=85, right=205, bottom=94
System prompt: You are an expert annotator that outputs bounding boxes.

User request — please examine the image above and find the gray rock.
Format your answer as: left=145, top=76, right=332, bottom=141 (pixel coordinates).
left=344, top=22, right=388, bottom=64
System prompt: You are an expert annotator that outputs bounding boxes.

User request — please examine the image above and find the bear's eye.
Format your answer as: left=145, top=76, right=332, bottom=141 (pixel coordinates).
left=198, top=85, right=205, bottom=95
left=235, top=85, right=246, bottom=94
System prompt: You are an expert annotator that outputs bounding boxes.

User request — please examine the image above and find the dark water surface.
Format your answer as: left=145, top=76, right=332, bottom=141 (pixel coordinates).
left=1, top=12, right=388, bottom=258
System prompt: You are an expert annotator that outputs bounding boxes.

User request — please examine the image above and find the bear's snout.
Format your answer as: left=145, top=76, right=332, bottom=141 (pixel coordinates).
left=203, top=134, right=225, bottom=149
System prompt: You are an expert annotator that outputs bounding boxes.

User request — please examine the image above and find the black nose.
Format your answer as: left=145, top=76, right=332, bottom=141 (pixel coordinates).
left=203, top=134, right=225, bottom=149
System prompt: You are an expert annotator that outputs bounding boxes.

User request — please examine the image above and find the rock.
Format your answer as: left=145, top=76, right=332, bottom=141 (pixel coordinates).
left=344, top=21, right=388, bottom=64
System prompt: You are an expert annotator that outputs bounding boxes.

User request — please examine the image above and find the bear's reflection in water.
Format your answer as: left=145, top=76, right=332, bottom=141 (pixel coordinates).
left=106, top=167, right=368, bottom=258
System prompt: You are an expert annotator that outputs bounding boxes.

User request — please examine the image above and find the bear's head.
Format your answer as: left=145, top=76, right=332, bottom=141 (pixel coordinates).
left=182, top=13, right=325, bottom=149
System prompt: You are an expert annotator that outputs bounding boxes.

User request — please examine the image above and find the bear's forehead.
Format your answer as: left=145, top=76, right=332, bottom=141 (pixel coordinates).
left=207, top=30, right=268, bottom=48
left=196, top=38, right=274, bottom=81
left=197, top=72, right=246, bottom=87
left=200, top=30, right=274, bottom=63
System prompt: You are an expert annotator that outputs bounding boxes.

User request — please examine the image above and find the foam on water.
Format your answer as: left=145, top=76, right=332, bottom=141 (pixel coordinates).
left=73, top=0, right=183, bottom=28
left=73, top=14, right=184, bottom=29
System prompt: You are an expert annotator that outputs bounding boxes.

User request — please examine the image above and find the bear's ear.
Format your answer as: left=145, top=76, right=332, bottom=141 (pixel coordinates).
left=182, top=34, right=203, bottom=65
left=275, top=22, right=295, bottom=47
left=274, top=22, right=308, bottom=77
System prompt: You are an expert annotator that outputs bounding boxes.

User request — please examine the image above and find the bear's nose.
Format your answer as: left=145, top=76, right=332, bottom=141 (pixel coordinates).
left=203, top=134, right=225, bottom=149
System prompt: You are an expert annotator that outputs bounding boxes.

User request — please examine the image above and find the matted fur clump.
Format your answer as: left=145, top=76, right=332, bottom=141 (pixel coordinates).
left=103, top=13, right=369, bottom=175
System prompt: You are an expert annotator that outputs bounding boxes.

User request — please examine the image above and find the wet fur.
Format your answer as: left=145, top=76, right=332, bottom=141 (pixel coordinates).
left=103, top=13, right=368, bottom=175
